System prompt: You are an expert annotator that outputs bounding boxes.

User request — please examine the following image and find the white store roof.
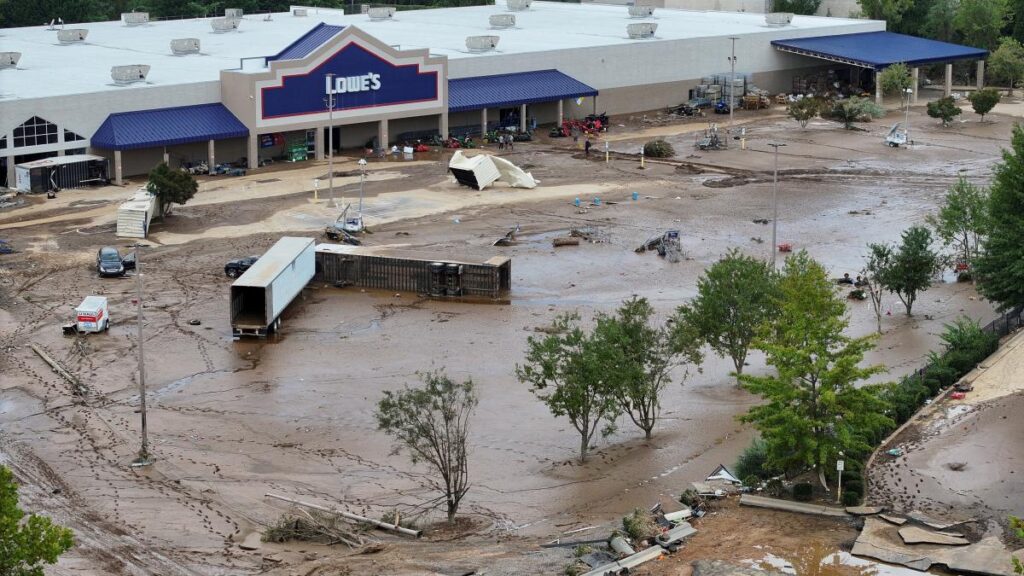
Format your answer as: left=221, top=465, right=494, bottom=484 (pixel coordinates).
left=0, top=2, right=876, bottom=101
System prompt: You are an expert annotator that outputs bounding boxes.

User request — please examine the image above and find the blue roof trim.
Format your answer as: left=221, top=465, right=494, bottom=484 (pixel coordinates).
left=92, top=104, right=249, bottom=151
left=268, top=22, right=345, bottom=62
left=449, top=69, right=598, bottom=113
left=772, top=32, right=988, bottom=70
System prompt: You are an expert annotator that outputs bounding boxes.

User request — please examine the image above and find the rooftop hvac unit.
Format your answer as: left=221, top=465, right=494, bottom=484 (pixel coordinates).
left=466, top=35, right=499, bottom=52
left=507, top=0, right=531, bottom=11
left=57, top=29, right=88, bottom=44
left=489, top=14, right=515, bottom=28
left=224, top=8, right=244, bottom=18
left=121, top=12, right=149, bottom=26
left=764, top=12, right=794, bottom=26
left=0, top=52, right=20, bottom=69
left=628, top=6, right=655, bottom=18
left=293, top=8, right=308, bottom=16
left=368, top=6, right=396, bottom=20
left=626, top=22, right=657, bottom=38
left=111, top=64, right=151, bottom=85
left=170, top=38, right=200, bottom=55
left=211, top=17, right=241, bottom=32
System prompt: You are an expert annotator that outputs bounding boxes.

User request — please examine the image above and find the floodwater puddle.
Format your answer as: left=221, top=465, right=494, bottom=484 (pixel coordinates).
left=749, top=546, right=923, bottom=576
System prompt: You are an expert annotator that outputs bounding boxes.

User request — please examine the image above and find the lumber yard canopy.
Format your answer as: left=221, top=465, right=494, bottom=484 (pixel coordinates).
left=771, top=32, right=988, bottom=70
left=92, top=103, right=248, bottom=150
left=448, top=69, right=597, bottom=112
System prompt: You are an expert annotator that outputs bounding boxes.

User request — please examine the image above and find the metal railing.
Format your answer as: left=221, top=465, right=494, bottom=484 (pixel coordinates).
left=980, top=306, right=1024, bottom=338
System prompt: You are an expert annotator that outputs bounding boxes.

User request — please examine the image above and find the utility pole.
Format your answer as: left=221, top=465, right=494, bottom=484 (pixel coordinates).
left=133, top=244, right=151, bottom=466
left=728, top=37, right=739, bottom=143
left=324, top=73, right=336, bottom=208
left=768, top=142, right=786, bottom=268
left=904, top=87, right=912, bottom=144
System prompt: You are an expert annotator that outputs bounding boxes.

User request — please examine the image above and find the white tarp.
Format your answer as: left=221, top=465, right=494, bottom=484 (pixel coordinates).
left=448, top=150, right=537, bottom=190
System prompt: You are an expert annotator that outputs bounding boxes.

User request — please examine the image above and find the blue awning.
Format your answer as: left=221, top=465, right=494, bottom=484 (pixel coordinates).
left=269, top=23, right=345, bottom=62
left=448, top=70, right=597, bottom=113
left=92, top=104, right=249, bottom=151
left=772, top=32, right=988, bottom=70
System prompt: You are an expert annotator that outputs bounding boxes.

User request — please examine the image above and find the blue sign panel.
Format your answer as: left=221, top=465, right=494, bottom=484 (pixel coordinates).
left=261, top=42, right=439, bottom=119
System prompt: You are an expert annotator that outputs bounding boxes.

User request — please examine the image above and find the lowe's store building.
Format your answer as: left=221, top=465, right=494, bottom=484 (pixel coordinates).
left=0, top=2, right=988, bottom=187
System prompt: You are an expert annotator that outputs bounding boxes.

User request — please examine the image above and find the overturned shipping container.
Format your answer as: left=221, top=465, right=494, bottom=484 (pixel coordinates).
left=314, top=244, right=511, bottom=302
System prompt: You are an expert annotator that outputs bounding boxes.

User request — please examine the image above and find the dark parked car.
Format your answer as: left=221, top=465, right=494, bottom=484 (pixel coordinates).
left=224, top=256, right=258, bottom=278
left=96, top=246, right=126, bottom=277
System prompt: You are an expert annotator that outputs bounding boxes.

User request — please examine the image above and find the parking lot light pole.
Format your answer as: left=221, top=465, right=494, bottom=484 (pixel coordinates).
left=768, top=142, right=786, bottom=268
left=132, top=244, right=151, bottom=466
left=324, top=73, right=336, bottom=208
left=728, top=37, right=738, bottom=139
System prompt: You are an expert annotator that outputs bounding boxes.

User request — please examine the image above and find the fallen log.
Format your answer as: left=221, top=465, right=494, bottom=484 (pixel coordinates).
left=30, top=343, right=87, bottom=396
left=552, top=237, right=580, bottom=247
left=265, top=493, right=422, bottom=538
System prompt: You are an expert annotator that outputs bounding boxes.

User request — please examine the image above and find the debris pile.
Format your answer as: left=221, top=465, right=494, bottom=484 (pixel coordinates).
left=636, top=230, right=682, bottom=262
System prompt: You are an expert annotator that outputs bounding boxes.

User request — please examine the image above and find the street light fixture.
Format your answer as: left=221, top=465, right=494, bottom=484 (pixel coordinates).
left=768, top=142, right=787, bottom=268
left=324, top=73, right=337, bottom=208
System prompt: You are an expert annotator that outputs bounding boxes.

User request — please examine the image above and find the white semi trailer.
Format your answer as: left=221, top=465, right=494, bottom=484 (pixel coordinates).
left=230, top=237, right=315, bottom=337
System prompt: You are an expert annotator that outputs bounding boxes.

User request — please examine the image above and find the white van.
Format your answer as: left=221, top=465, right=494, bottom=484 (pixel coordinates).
left=76, top=296, right=110, bottom=333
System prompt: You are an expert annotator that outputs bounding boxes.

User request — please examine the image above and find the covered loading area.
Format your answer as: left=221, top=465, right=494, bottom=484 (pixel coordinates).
left=447, top=69, right=598, bottom=137
left=771, top=32, right=988, bottom=105
left=91, top=103, right=249, bottom=184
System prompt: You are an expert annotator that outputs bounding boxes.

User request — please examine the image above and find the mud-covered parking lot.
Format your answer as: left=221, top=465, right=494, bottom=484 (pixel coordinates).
left=0, top=104, right=1014, bottom=574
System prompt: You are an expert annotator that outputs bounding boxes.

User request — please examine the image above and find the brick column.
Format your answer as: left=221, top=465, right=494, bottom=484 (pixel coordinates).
left=439, top=112, right=449, bottom=140
left=207, top=139, right=215, bottom=171
left=378, top=119, right=389, bottom=149
left=114, top=150, right=123, bottom=185
left=247, top=135, right=258, bottom=170
left=977, top=60, right=985, bottom=90
left=944, top=63, right=953, bottom=97
left=480, top=108, right=487, bottom=137
left=519, top=103, right=527, bottom=132
left=911, top=67, right=919, bottom=105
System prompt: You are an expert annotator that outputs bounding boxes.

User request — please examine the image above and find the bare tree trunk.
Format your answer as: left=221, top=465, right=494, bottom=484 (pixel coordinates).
left=579, top=432, right=589, bottom=463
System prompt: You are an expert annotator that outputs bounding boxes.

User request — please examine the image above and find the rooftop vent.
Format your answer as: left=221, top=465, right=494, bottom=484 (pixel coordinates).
left=368, top=6, right=396, bottom=20
left=293, top=8, right=308, bottom=16
left=628, top=6, right=654, bottom=18
left=627, top=22, right=657, bottom=38
left=507, top=0, right=531, bottom=11
left=170, top=38, right=200, bottom=55
left=57, top=29, right=88, bottom=44
left=211, top=17, right=241, bottom=32
left=224, top=8, right=244, bottom=18
left=121, top=12, right=149, bottom=26
left=466, top=35, right=499, bottom=52
left=111, top=64, right=150, bottom=85
left=764, top=12, right=794, bottom=26
left=0, top=52, right=20, bottom=68
left=489, top=14, right=515, bottom=29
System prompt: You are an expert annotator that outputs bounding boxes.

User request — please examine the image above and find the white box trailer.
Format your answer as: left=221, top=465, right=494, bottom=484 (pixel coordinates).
left=116, top=189, right=160, bottom=239
left=230, top=237, right=315, bottom=337
left=76, top=296, right=110, bottom=333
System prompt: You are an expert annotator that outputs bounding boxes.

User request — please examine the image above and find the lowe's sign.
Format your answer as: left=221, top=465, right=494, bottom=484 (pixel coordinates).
left=327, top=73, right=382, bottom=94
left=261, top=42, right=439, bottom=119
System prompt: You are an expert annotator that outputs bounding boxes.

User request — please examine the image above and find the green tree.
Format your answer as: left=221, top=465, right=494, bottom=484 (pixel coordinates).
left=146, top=163, right=198, bottom=216
left=857, top=0, right=915, bottom=24
left=867, top=226, right=942, bottom=316
left=955, top=0, right=1008, bottom=51
left=862, top=249, right=888, bottom=335
left=1011, top=515, right=1023, bottom=574
left=375, top=370, right=477, bottom=522
left=989, top=37, right=1024, bottom=94
left=0, top=465, right=74, bottom=576
left=738, top=251, right=893, bottom=485
left=878, top=63, right=912, bottom=97
left=773, top=0, right=822, bottom=15
left=927, top=96, right=962, bottom=126
left=829, top=97, right=885, bottom=130
left=516, top=313, right=619, bottom=462
left=788, top=98, right=821, bottom=129
left=594, top=297, right=703, bottom=439
left=975, top=125, right=1024, bottom=311
left=923, top=0, right=958, bottom=41
left=926, top=175, right=989, bottom=271
left=676, top=249, right=779, bottom=378
left=968, top=88, right=1001, bottom=121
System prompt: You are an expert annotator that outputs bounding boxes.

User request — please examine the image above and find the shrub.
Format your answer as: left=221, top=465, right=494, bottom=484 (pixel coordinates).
left=743, top=475, right=761, bottom=488
left=842, top=479, right=863, bottom=495
left=622, top=508, right=659, bottom=542
left=927, top=96, right=962, bottom=127
left=793, top=482, right=813, bottom=501
left=735, top=437, right=782, bottom=481
left=679, top=489, right=701, bottom=507
left=764, top=478, right=785, bottom=497
left=643, top=139, right=675, bottom=158
left=842, top=490, right=862, bottom=507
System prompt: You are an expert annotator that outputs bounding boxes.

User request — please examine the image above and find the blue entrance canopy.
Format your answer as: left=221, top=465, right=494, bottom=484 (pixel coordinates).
left=92, top=103, right=249, bottom=151
left=772, top=32, right=988, bottom=70
left=449, top=69, right=597, bottom=113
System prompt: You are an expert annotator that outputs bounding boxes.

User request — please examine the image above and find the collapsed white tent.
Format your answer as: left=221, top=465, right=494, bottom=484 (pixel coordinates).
left=448, top=150, right=538, bottom=190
